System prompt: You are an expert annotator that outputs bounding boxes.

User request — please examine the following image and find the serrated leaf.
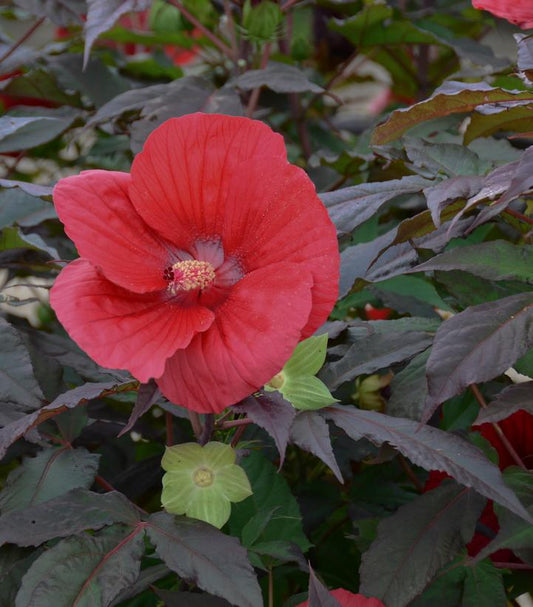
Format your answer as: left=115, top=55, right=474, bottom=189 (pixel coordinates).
left=154, top=590, right=231, bottom=606
left=119, top=379, right=161, bottom=437
left=321, top=329, right=433, bottom=390
left=147, top=511, right=262, bottom=607
left=15, top=525, right=144, bottom=607
left=360, top=482, right=485, bottom=607
left=308, top=566, right=341, bottom=607
left=0, top=489, right=140, bottom=547
left=84, top=0, right=152, bottom=66
left=475, top=382, right=533, bottom=424
left=462, top=561, right=506, bottom=607
left=290, top=411, right=343, bottom=482
left=13, top=0, right=85, bottom=24
left=0, top=318, right=43, bottom=416
left=320, top=176, right=430, bottom=236
left=0, top=447, right=100, bottom=514
left=236, top=62, right=323, bottom=94
left=0, top=379, right=136, bottom=459
left=233, top=391, right=295, bottom=465
left=109, top=564, right=169, bottom=606
left=372, top=81, right=533, bottom=145
left=405, top=140, right=485, bottom=178
left=465, top=104, right=533, bottom=144
left=412, top=241, right=533, bottom=283
left=0, top=107, right=79, bottom=153
left=324, top=405, right=532, bottom=523
left=424, top=293, right=533, bottom=423
left=387, top=349, right=431, bottom=421
left=423, top=176, right=484, bottom=228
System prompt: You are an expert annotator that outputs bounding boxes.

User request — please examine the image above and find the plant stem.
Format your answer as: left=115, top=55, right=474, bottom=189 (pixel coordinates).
left=188, top=411, right=203, bottom=440
left=398, top=454, right=423, bottom=492
left=246, top=42, right=272, bottom=118
left=268, top=567, right=274, bottom=607
left=165, top=411, right=174, bottom=446
left=281, top=0, right=302, bottom=11
left=0, top=16, right=45, bottom=66
left=165, top=0, right=234, bottom=60
left=219, top=417, right=253, bottom=430
left=504, top=207, right=533, bottom=226
left=470, top=384, right=527, bottom=470
left=492, top=562, right=533, bottom=570
left=199, top=413, right=214, bottom=445
left=230, top=422, right=249, bottom=448
left=223, top=0, right=239, bottom=62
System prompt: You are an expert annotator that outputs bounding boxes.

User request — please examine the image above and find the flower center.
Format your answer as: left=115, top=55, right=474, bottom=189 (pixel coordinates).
left=267, top=371, right=286, bottom=390
left=166, top=260, right=216, bottom=295
left=193, top=466, right=214, bottom=487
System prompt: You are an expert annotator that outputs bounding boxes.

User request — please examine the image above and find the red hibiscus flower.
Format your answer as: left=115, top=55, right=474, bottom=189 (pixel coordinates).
left=50, top=113, right=339, bottom=413
left=472, top=0, right=533, bottom=29
left=425, top=409, right=533, bottom=558
left=296, top=588, right=386, bottom=607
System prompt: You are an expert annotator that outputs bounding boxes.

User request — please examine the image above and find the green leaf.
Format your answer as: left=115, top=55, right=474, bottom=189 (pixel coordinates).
left=230, top=451, right=311, bottom=552
left=0, top=447, right=100, bottom=513
left=242, top=0, right=283, bottom=43
left=0, top=489, right=140, bottom=547
left=372, top=82, right=533, bottom=145
left=0, top=545, right=43, bottom=607
left=15, top=525, right=144, bottom=607
left=0, top=69, right=81, bottom=107
left=147, top=511, right=262, bottom=607
left=0, top=107, right=80, bottom=152
left=464, top=104, right=533, bottom=144
left=387, top=349, right=431, bottom=421
left=282, top=375, right=338, bottom=411
left=154, top=590, right=231, bottom=607
left=462, top=560, right=507, bottom=607
left=0, top=226, right=59, bottom=259
left=360, top=482, right=485, bottom=607
left=285, top=334, right=329, bottom=377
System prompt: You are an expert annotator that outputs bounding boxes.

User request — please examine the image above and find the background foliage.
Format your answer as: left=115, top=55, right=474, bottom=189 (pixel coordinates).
left=0, top=0, right=533, bottom=605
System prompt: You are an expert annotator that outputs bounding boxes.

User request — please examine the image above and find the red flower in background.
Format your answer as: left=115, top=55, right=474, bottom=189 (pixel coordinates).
left=425, top=409, right=533, bottom=558
left=364, top=303, right=392, bottom=321
left=50, top=113, right=339, bottom=413
left=472, top=0, right=533, bottom=29
left=296, top=588, right=386, bottom=607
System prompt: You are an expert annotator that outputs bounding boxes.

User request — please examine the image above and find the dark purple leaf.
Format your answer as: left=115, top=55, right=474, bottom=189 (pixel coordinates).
left=147, top=512, right=262, bottom=607
left=320, top=176, right=429, bottom=236
left=405, top=140, right=484, bottom=178
left=308, top=566, right=341, bottom=607
left=423, top=176, right=483, bottom=228
left=410, top=240, right=533, bottom=282
left=517, top=34, right=533, bottom=83
left=14, top=0, right=85, bottom=25
left=110, top=564, right=170, bottom=606
left=0, top=489, right=139, bottom=547
left=387, top=349, right=431, bottom=421
left=233, top=391, right=296, bottom=465
left=290, top=411, right=343, bottom=482
left=84, top=0, right=152, bottom=65
left=0, top=447, right=100, bottom=513
left=15, top=525, right=144, bottom=607
left=118, top=379, right=161, bottom=437
left=0, top=318, right=43, bottom=419
left=324, top=405, right=532, bottom=522
left=360, top=482, right=485, bottom=607
left=424, top=293, right=533, bottom=423
left=236, top=61, right=323, bottom=94
left=155, top=590, right=231, bottom=606
left=0, top=379, right=136, bottom=459
left=0, top=179, right=53, bottom=199
left=475, top=382, right=533, bottom=424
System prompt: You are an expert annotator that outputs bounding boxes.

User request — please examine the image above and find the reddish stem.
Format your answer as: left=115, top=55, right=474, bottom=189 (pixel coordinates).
left=0, top=17, right=45, bottom=66
left=246, top=42, right=272, bottom=118
left=470, top=384, right=527, bottom=470
left=219, top=417, right=253, bottom=430
left=165, top=411, right=174, bottom=446
left=230, top=423, right=249, bottom=448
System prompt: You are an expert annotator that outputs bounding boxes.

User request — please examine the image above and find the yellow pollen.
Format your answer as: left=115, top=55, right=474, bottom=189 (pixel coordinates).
left=193, top=466, right=214, bottom=487
left=169, top=260, right=216, bottom=294
left=267, top=371, right=286, bottom=390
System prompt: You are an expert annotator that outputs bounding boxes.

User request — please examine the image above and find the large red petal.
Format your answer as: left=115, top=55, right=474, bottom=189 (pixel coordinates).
left=50, top=259, right=215, bottom=382
left=218, top=156, right=339, bottom=337
left=54, top=170, right=171, bottom=293
left=129, top=113, right=287, bottom=248
left=156, top=262, right=314, bottom=413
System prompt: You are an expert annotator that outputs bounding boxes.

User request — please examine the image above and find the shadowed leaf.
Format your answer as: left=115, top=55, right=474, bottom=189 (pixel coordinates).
left=360, top=482, right=485, bottom=607
left=324, top=405, right=532, bottom=522
left=308, top=565, right=341, bottom=607
left=475, top=382, right=533, bottom=424
left=15, top=525, right=144, bottom=607
left=236, top=62, right=323, bottom=94
left=424, top=293, right=533, bottom=423
left=0, top=447, right=100, bottom=514
left=119, top=379, right=161, bottom=437
left=13, top=0, right=84, bottom=24
left=147, top=512, right=262, bottom=607
left=155, top=590, right=231, bottom=606
left=0, top=489, right=140, bottom=547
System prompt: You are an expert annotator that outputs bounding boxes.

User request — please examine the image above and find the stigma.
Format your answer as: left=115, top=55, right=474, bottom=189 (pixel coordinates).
left=165, top=260, right=216, bottom=294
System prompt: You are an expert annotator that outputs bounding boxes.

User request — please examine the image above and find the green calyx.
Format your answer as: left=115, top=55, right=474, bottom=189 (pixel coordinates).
left=161, top=442, right=252, bottom=529
left=265, top=334, right=339, bottom=411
